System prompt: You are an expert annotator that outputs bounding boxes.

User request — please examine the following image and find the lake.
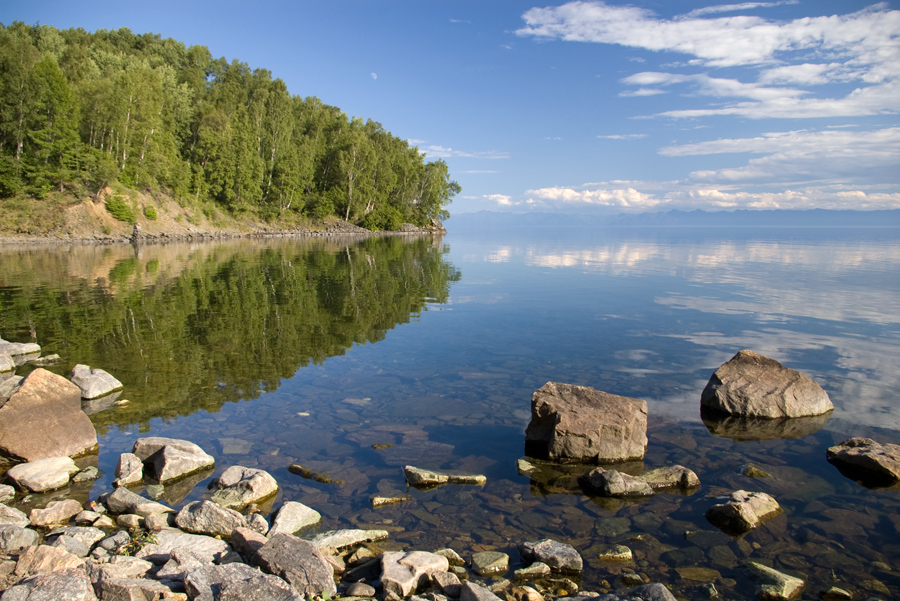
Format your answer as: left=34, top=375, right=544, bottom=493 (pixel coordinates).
left=1, top=226, right=899, bottom=599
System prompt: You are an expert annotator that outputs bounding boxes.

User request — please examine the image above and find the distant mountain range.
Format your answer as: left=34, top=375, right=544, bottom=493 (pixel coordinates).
left=447, top=209, right=900, bottom=229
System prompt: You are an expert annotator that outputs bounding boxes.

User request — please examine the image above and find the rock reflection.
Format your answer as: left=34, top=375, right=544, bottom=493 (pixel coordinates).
left=701, top=409, right=832, bottom=441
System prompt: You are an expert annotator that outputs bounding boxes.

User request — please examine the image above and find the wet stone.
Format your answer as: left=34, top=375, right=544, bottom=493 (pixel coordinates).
left=514, top=561, right=551, bottom=581
left=595, top=517, right=631, bottom=537
left=471, top=551, right=509, bottom=576
left=594, top=544, right=633, bottom=562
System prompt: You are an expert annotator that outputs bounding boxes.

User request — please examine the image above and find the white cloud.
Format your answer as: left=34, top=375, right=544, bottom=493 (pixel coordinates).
left=598, top=134, right=647, bottom=140
left=660, top=127, right=900, bottom=184
left=518, top=2, right=900, bottom=119
left=486, top=194, right=514, bottom=206
left=371, top=73, right=377, bottom=80
left=418, top=145, right=510, bottom=160
left=524, top=182, right=900, bottom=212
left=680, top=1, right=798, bottom=19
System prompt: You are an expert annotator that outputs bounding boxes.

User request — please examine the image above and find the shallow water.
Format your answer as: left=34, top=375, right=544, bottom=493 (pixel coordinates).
left=1, top=227, right=899, bottom=599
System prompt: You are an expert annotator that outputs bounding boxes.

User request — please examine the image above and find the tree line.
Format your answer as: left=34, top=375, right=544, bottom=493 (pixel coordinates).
left=0, top=23, right=459, bottom=229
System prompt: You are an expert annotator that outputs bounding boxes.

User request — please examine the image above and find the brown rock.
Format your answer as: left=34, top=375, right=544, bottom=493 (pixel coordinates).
left=826, top=437, right=900, bottom=487
left=701, top=350, right=832, bottom=419
left=0, top=368, right=97, bottom=461
left=525, top=382, right=648, bottom=463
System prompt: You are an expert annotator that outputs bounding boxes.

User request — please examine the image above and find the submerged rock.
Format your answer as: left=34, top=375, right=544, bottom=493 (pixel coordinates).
left=701, top=350, right=833, bottom=419
left=403, top=465, right=486, bottom=488
left=640, top=465, right=700, bottom=490
left=526, top=382, right=647, bottom=463
left=705, top=490, right=782, bottom=534
left=826, top=437, right=900, bottom=487
left=209, top=465, right=279, bottom=509
left=745, top=561, right=804, bottom=600
left=517, top=539, right=583, bottom=573
left=580, top=468, right=653, bottom=497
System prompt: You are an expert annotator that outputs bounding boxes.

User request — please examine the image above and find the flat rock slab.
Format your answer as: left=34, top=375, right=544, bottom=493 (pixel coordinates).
left=525, top=382, right=648, bottom=463
left=69, top=364, right=123, bottom=400
left=209, top=465, right=279, bottom=509
left=580, top=468, right=653, bottom=497
left=135, top=528, right=232, bottom=564
left=641, top=465, right=700, bottom=490
left=7, top=456, right=80, bottom=493
left=0, top=368, right=97, bottom=462
left=132, top=436, right=215, bottom=483
left=701, top=350, right=833, bottom=419
left=268, top=501, right=321, bottom=536
left=104, top=487, right=173, bottom=517
left=517, top=539, right=583, bottom=573
left=705, top=490, right=782, bottom=535
left=0, top=339, right=41, bottom=357
left=309, top=528, right=389, bottom=551
left=0, top=525, right=40, bottom=554
left=381, top=550, right=450, bottom=600
left=29, top=499, right=83, bottom=527
left=746, top=561, right=804, bottom=600
left=403, top=465, right=487, bottom=488
left=471, top=551, right=509, bottom=576
left=185, top=562, right=302, bottom=601
left=1, top=566, right=95, bottom=601
left=253, top=533, right=336, bottom=599
left=14, top=544, right=84, bottom=577
left=0, top=503, right=30, bottom=528
left=826, top=437, right=900, bottom=487
left=461, top=582, right=504, bottom=601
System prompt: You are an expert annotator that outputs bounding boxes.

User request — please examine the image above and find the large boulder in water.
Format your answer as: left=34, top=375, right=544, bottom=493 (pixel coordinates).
left=525, top=382, right=647, bottom=463
left=70, top=364, right=123, bottom=400
left=0, top=368, right=97, bottom=462
left=701, top=350, right=832, bottom=419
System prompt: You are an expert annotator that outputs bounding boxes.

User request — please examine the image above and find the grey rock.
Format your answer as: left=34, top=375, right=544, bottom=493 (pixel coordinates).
left=88, top=555, right=154, bottom=581
left=7, top=457, right=79, bottom=493
left=461, top=582, right=504, bottom=601
left=231, top=527, right=268, bottom=559
left=14, top=544, right=84, bottom=577
left=53, top=527, right=106, bottom=549
left=93, top=578, right=174, bottom=601
left=0, top=340, right=41, bottom=357
left=156, top=546, right=207, bottom=581
left=69, top=364, right=123, bottom=400
left=0, top=484, right=14, bottom=503
left=26, top=354, right=60, bottom=367
left=346, top=581, right=378, bottom=597
left=71, top=467, right=100, bottom=483
left=0, top=375, right=23, bottom=405
left=29, top=499, right=82, bottom=527
left=267, top=501, right=321, bottom=536
left=104, top=487, right=173, bottom=517
left=252, top=533, right=336, bottom=599
left=640, top=465, right=700, bottom=489
left=175, top=500, right=248, bottom=538
left=0, top=352, right=14, bottom=372
left=0, top=567, right=96, bottom=601
left=0, top=368, right=97, bottom=462
left=591, top=582, right=678, bottom=600
left=310, top=528, right=389, bottom=551
left=434, top=548, right=465, bottom=567
left=580, top=468, right=653, bottom=497
left=471, top=551, right=509, bottom=576
left=0, top=504, right=31, bottom=528
left=705, top=490, right=782, bottom=534
left=745, top=561, right=804, bottom=600
left=517, top=539, right=583, bottom=573
left=143, top=512, right=176, bottom=531
left=216, top=574, right=304, bottom=601
left=208, top=465, right=279, bottom=509
left=595, top=544, right=633, bottom=562
left=113, top=452, right=143, bottom=487
left=132, top=436, right=215, bottom=483
left=97, top=531, right=131, bottom=553
left=115, top=513, right=142, bottom=529
left=433, top=571, right=462, bottom=597
left=826, top=437, right=900, bottom=486
left=0, top=525, right=39, bottom=554
left=245, top=512, right=269, bottom=535
left=513, top=561, right=551, bottom=581
left=381, top=550, right=450, bottom=600
left=48, top=535, right=89, bottom=558
left=525, top=382, right=648, bottom=463
left=135, top=528, right=232, bottom=565
left=701, top=350, right=833, bottom=418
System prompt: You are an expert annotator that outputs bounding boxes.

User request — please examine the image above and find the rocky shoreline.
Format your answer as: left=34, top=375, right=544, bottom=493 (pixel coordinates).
left=1, top=339, right=898, bottom=600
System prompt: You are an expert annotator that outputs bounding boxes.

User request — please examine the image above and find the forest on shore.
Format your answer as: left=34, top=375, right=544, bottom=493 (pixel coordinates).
left=0, top=22, right=460, bottom=233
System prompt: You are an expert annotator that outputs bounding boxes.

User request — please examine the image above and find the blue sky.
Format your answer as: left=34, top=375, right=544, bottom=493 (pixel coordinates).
left=4, top=0, right=899, bottom=215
